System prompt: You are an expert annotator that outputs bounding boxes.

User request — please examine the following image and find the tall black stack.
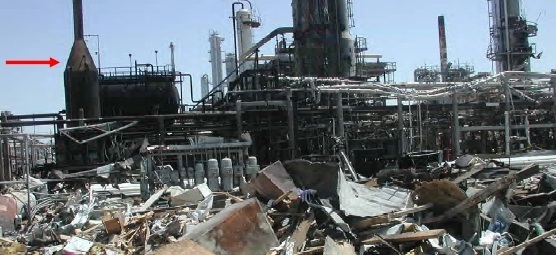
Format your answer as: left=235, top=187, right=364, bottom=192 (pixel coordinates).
left=64, top=0, right=100, bottom=125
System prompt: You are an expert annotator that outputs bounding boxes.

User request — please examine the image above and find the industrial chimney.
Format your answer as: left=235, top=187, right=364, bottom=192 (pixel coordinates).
left=438, top=15, right=449, bottom=82
left=64, top=0, right=100, bottom=123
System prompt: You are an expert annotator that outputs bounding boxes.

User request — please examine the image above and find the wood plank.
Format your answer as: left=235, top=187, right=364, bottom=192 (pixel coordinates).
left=498, top=228, right=556, bottom=255
left=353, top=204, right=432, bottom=230
left=453, top=164, right=486, bottom=184
left=295, top=246, right=324, bottom=255
left=423, top=176, right=512, bottom=223
left=424, top=164, right=539, bottom=223
left=291, top=211, right=315, bottom=252
left=361, top=229, right=446, bottom=244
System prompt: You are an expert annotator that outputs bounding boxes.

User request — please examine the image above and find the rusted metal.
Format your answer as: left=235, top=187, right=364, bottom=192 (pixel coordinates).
left=252, top=161, right=299, bottom=201
left=0, top=195, right=18, bottom=232
left=438, top=15, right=448, bottom=81
left=186, top=198, right=278, bottom=255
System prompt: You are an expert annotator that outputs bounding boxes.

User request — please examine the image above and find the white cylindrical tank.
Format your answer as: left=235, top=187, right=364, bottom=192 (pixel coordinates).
left=245, top=156, right=260, bottom=181
left=220, top=158, right=233, bottom=191
left=233, top=164, right=244, bottom=187
left=236, top=9, right=255, bottom=72
left=207, top=159, right=220, bottom=191
left=187, top=166, right=195, bottom=188
left=194, top=163, right=205, bottom=185
left=224, top=53, right=237, bottom=85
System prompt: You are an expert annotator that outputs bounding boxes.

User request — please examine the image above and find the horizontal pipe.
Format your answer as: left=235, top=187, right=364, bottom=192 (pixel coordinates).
left=0, top=112, right=238, bottom=127
left=461, top=123, right=556, bottom=131
left=5, top=113, right=62, bottom=120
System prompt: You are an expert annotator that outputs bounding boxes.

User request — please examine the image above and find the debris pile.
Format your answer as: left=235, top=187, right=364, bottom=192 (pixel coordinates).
left=2, top=156, right=556, bottom=254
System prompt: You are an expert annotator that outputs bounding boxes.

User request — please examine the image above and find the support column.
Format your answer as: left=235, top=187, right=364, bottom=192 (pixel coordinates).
left=1, top=112, right=10, bottom=182
left=452, top=90, right=461, bottom=156
left=0, top=138, right=4, bottom=189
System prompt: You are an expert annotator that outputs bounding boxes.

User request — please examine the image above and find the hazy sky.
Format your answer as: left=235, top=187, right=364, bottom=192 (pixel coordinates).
left=0, top=0, right=554, bottom=133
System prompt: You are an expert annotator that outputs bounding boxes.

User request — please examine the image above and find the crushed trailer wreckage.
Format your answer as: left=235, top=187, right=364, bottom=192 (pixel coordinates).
left=1, top=156, right=556, bottom=254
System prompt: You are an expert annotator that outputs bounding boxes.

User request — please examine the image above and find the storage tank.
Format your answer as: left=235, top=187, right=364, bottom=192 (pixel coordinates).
left=99, top=81, right=179, bottom=116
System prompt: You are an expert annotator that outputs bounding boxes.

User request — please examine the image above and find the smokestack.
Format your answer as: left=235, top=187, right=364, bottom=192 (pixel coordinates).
left=73, top=0, right=84, bottom=40
left=438, top=15, right=448, bottom=81
left=64, top=0, right=100, bottom=123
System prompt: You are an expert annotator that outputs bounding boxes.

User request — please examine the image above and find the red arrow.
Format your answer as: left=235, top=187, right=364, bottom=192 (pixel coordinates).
left=5, top=57, right=60, bottom=67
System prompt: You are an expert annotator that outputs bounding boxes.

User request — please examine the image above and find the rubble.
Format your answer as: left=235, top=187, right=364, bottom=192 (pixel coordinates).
left=2, top=155, right=556, bottom=254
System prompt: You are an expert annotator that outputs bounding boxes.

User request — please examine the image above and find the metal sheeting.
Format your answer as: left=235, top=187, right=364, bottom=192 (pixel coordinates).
left=338, top=171, right=412, bottom=217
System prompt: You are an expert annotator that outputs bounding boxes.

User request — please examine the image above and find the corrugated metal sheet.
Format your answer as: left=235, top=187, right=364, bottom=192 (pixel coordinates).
left=338, top=171, right=412, bottom=217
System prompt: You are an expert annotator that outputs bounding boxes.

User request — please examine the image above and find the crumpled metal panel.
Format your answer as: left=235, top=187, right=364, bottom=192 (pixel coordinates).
left=185, top=198, right=278, bottom=255
left=338, top=171, right=412, bottom=217
left=252, top=161, right=299, bottom=201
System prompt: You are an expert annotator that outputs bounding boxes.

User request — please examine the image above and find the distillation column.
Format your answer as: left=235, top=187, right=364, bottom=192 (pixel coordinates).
left=209, top=31, right=224, bottom=92
left=200, top=74, right=210, bottom=98
left=292, top=0, right=356, bottom=77
left=488, top=0, right=539, bottom=72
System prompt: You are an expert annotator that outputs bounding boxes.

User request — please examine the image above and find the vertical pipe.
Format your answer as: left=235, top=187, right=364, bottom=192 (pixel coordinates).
left=438, top=16, right=448, bottom=81
left=408, top=100, right=413, bottom=152
left=503, top=0, right=512, bottom=71
left=0, top=138, right=4, bottom=189
left=452, top=90, right=461, bottom=156
left=72, top=0, right=84, bottom=40
left=97, top=35, right=101, bottom=71
left=418, top=100, right=423, bottom=151
left=504, top=77, right=512, bottom=155
left=1, top=113, right=10, bottom=181
left=169, top=42, right=175, bottom=73
left=24, top=135, right=31, bottom=222
left=286, top=89, right=296, bottom=159
left=236, top=100, right=243, bottom=139
left=177, top=155, right=185, bottom=189
left=551, top=70, right=556, bottom=123
left=336, top=92, right=345, bottom=137
left=397, top=96, right=405, bottom=156
left=524, top=113, right=530, bottom=148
